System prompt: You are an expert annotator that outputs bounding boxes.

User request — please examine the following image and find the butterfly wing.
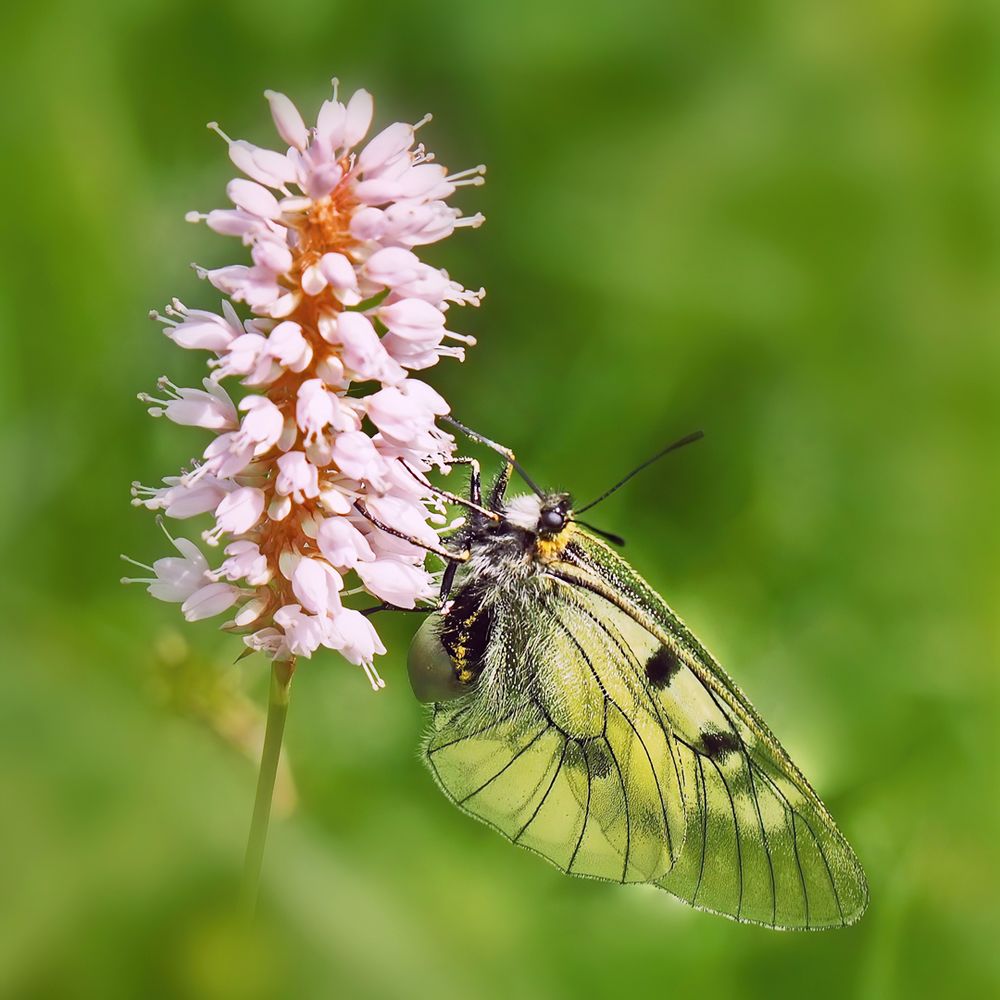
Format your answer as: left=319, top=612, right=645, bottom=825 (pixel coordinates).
left=423, top=581, right=687, bottom=884
left=545, top=530, right=870, bottom=929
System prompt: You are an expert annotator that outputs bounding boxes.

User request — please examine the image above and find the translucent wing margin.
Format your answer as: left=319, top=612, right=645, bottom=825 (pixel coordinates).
left=544, top=533, right=869, bottom=929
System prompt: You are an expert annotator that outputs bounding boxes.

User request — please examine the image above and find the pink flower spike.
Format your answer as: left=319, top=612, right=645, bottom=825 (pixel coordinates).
left=316, top=99, right=347, bottom=150
left=364, top=247, right=421, bottom=287
left=264, top=90, right=309, bottom=151
left=243, top=627, right=287, bottom=658
left=358, top=122, right=415, bottom=175
left=199, top=431, right=256, bottom=480
left=120, top=535, right=209, bottom=602
left=140, top=377, right=238, bottom=431
left=251, top=236, right=293, bottom=274
left=365, top=494, right=440, bottom=548
left=232, top=596, right=268, bottom=628
left=210, top=331, right=268, bottom=380
left=197, top=208, right=265, bottom=239
left=273, top=605, right=325, bottom=657
left=215, top=540, right=270, bottom=585
left=300, top=263, right=328, bottom=296
left=318, top=253, right=361, bottom=305
left=130, top=475, right=234, bottom=519
left=265, top=290, right=301, bottom=320
left=401, top=378, right=449, bottom=415
left=223, top=136, right=296, bottom=189
left=300, top=162, right=344, bottom=201
left=131, top=76, right=484, bottom=684
left=349, top=206, right=386, bottom=242
left=155, top=300, right=242, bottom=352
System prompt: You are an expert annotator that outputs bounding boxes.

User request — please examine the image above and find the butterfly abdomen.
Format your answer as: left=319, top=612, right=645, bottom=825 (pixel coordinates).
left=439, top=582, right=496, bottom=685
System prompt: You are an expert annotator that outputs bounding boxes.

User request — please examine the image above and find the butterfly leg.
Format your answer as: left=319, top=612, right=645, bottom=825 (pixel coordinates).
left=439, top=559, right=460, bottom=602
left=360, top=602, right=440, bottom=617
left=397, top=458, right=499, bottom=521
left=446, top=456, right=483, bottom=507
left=441, top=417, right=519, bottom=510
left=487, top=457, right=515, bottom=511
left=354, top=502, right=470, bottom=563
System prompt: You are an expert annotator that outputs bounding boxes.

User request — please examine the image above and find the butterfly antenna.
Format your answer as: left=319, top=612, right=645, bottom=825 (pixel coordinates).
left=442, top=416, right=545, bottom=497
left=574, top=519, right=626, bottom=546
left=575, top=430, right=704, bottom=515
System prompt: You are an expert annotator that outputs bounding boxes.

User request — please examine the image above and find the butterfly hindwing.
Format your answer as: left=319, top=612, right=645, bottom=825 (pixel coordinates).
left=546, top=532, right=869, bottom=928
left=423, top=581, right=686, bottom=884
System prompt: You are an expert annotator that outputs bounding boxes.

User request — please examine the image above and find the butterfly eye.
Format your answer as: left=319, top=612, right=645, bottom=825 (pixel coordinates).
left=538, top=508, right=566, bottom=534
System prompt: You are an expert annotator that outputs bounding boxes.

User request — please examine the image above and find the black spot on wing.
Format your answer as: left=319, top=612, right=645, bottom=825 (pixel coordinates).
left=700, top=728, right=742, bottom=762
left=644, top=646, right=682, bottom=688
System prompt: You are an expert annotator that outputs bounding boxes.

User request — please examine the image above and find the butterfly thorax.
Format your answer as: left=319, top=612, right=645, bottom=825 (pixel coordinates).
left=427, top=492, right=580, bottom=706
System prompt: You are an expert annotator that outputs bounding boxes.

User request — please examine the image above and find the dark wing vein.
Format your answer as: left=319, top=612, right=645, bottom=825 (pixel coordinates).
left=568, top=743, right=593, bottom=874
left=751, top=765, right=812, bottom=925
left=743, top=749, right=777, bottom=926
left=458, top=724, right=551, bottom=805
left=693, top=755, right=708, bottom=903
left=709, top=753, right=744, bottom=919
left=791, top=813, right=810, bottom=928
left=428, top=706, right=519, bottom=756
left=515, top=740, right=568, bottom=842
left=753, top=765, right=844, bottom=923
left=553, top=615, right=672, bottom=870
left=604, top=711, right=632, bottom=883
left=700, top=682, right=777, bottom=925
left=609, top=699, right=674, bottom=861
left=565, top=595, right=685, bottom=829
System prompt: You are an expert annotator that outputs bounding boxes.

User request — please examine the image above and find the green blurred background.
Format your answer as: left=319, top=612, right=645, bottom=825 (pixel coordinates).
left=2, top=0, right=998, bottom=997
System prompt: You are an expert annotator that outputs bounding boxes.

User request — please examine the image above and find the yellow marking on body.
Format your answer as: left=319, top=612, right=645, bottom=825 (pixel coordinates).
left=535, top=526, right=575, bottom=563
left=454, top=641, right=477, bottom=683
left=451, top=612, right=479, bottom=683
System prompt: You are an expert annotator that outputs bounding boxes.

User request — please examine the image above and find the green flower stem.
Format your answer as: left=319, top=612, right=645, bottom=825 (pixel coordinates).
left=242, top=658, right=294, bottom=914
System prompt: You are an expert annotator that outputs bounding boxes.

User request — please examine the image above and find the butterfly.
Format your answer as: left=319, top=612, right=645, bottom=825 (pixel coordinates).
left=383, top=419, right=868, bottom=929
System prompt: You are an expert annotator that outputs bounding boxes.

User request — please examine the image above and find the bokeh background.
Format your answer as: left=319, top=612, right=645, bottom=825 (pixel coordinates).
left=2, top=1, right=998, bottom=997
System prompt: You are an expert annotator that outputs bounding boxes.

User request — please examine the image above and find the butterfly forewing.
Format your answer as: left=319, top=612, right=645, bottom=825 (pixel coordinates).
left=546, top=531, right=869, bottom=928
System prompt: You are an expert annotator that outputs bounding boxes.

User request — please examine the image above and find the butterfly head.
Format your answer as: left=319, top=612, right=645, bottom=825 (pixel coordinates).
left=537, top=494, right=573, bottom=537
left=502, top=492, right=574, bottom=539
